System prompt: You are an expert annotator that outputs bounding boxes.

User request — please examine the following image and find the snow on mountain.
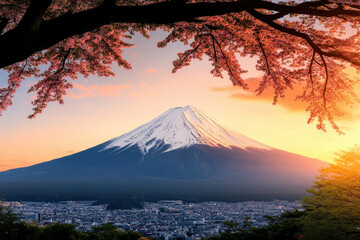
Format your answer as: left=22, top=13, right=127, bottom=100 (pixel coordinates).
left=104, top=105, right=270, bottom=154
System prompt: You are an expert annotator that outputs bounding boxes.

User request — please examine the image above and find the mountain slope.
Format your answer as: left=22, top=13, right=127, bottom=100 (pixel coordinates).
left=104, top=106, right=270, bottom=154
left=0, top=106, right=326, bottom=201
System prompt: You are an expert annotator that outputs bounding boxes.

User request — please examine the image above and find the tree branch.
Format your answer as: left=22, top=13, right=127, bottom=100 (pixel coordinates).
left=308, top=50, right=316, bottom=98
left=176, top=43, right=202, bottom=68
left=17, top=0, right=52, bottom=29
left=33, top=48, right=72, bottom=117
left=247, top=9, right=360, bottom=67
left=319, top=53, right=329, bottom=111
left=1, top=0, right=360, bottom=70
left=0, top=17, right=9, bottom=34
left=254, top=32, right=276, bottom=83
left=211, top=34, right=234, bottom=78
left=0, top=59, right=28, bottom=106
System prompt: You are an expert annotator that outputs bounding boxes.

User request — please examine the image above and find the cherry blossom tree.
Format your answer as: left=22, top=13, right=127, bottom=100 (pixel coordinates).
left=1, top=0, right=360, bottom=133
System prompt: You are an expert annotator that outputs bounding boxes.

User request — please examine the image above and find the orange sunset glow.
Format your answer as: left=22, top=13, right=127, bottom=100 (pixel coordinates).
left=1, top=31, right=360, bottom=172
left=4, top=2, right=360, bottom=239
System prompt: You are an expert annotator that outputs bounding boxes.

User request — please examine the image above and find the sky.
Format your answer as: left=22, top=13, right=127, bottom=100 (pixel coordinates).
left=1, top=31, right=360, bottom=171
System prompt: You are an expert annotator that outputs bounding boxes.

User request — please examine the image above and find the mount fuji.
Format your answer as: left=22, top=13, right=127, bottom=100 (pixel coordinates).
left=0, top=106, right=326, bottom=201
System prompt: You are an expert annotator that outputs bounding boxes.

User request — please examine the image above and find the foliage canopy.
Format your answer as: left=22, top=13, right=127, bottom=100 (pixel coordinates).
left=302, top=145, right=360, bottom=240
left=0, top=203, right=144, bottom=240
left=1, top=0, right=360, bottom=132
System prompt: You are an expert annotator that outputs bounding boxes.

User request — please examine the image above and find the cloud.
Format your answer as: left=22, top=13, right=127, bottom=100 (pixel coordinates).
left=145, top=68, right=159, bottom=74
left=0, top=160, right=28, bottom=171
left=211, top=77, right=360, bottom=123
left=127, top=82, right=162, bottom=99
left=211, top=86, right=252, bottom=96
left=0, top=164, right=12, bottom=172
left=334, top=108, right=360, bottom=123
left=64, top=150, right=75, bottom=154
left=128, top=49, right=141, bottom=58
left=210, top=77, right=307, bottom=112
left=67, top=83, right=133, bottom=99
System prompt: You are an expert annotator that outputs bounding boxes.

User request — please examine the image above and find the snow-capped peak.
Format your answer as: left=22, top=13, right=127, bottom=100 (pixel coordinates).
left=104, top=105, right=270, bottom=154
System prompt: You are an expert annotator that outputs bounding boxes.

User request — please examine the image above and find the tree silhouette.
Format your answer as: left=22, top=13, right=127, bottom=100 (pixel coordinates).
left=0, top=0, right=360, bottom=132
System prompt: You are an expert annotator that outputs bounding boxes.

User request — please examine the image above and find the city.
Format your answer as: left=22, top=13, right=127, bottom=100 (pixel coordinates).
left=6, top=200, right=301, bottom=240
